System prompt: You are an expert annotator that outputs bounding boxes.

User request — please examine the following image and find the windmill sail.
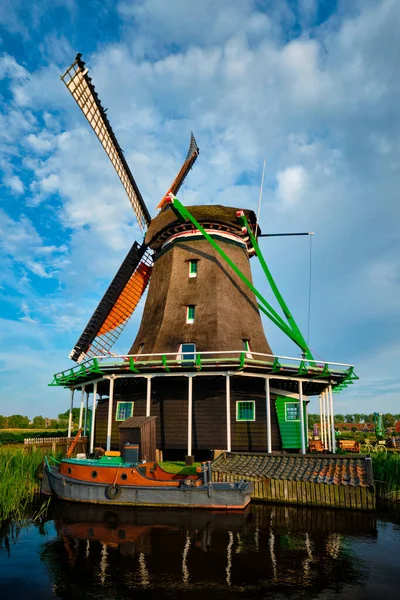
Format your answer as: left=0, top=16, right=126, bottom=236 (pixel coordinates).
left=69, top=242, right=153, bottom=362
left=157, top=132, right=199, bottom=209
left=61, top=53, right=151, bottom=234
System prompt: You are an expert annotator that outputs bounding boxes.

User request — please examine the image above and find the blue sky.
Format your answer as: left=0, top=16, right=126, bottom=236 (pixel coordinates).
left=0, top=0, right=399, bottom=418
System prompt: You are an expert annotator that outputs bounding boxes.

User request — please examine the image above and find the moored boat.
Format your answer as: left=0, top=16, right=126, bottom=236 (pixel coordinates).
left=42, top=454, right=252, bottom=510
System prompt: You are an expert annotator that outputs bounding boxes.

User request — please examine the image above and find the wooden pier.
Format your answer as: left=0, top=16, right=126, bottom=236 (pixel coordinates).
left=212, top=452, right=376, bottom=510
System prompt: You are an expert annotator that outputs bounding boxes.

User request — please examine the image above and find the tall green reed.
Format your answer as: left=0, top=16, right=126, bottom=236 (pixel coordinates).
left=0, top=446, right=49, bottom=522
left=372, top=452, right=400, bottom=502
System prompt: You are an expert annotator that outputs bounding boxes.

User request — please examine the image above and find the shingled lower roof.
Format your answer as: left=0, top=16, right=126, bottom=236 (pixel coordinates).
left=212, top=452, right=374, bottom=488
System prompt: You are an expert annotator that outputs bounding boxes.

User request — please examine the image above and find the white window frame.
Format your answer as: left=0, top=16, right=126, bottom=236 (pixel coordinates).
left=236, top=400, right=256, bottom=422
left=115, top=401, right=134, bottom=422
left=188, top=260, right=198, bottom=278
left=285, top=402, right=300, bottom=422
left=186, top=305, right=195, bottom=324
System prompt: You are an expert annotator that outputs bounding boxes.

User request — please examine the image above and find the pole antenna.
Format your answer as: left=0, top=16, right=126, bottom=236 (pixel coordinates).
left=256, top=158, right=266, bottom=238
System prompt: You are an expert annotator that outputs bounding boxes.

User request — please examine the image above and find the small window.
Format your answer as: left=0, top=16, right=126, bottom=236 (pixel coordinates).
left=177, top=343, right=196, bottom=362
left=236, top=401, right=255, bottom=422
left=186, top=305, right=195, bottom=324
left=243, top=339, right=253, bottom=359
left=115, top=401, right=134, bottom=421
left=189, top=260, right=198, bottom=278
left=285, top=402, right=300, bottom=421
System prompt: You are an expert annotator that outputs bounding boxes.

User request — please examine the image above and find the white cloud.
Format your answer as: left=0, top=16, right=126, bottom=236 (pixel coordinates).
left=3, top=174, right=24, bottom=194
left=276, top=166, right=307, bottom=206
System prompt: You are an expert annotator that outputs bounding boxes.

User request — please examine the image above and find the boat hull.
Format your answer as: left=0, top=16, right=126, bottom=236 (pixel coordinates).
left=44, top=465, right=252, bottom=510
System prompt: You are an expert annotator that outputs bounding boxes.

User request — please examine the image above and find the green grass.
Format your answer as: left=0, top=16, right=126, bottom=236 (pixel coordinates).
left=159, top=461, right=201, bottom=476
left=0, top=446, right=59, bottom=522
left=372, top=452, right=400, bottom=502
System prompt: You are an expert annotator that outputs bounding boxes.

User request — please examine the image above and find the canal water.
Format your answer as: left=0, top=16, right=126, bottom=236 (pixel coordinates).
left=0, top=502, right=399, bottom=599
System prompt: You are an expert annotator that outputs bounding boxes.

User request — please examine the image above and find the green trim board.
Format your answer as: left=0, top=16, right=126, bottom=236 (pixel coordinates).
left=275, top=396, right=307, bottom=449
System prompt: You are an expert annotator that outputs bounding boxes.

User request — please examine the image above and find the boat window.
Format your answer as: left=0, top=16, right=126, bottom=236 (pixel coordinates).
left=115, top=401, right=134, bottom=421
left=285, top=402, right=300, bottom=421
left=186, top=305, right=195, bottom=324
left=189, top=260, right=198, bottom=278
left=236, top=401, right=255, bottom=422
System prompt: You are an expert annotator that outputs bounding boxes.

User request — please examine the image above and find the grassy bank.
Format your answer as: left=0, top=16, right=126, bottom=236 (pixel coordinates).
left=372, top=452, right=400, bottom=502
left=0, top=446, right=51, bottom=522
left=159, top=461, right=200, bottom=475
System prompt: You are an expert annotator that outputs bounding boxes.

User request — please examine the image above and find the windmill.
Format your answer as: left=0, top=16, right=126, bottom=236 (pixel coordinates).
left=54, top=54, right=357, bottom=461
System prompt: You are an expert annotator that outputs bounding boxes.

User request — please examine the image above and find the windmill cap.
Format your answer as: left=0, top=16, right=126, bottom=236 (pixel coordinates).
left=145, top=204, right=259, bottom=250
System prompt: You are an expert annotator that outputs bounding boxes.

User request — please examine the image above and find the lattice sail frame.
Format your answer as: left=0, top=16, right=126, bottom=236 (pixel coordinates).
left=61, top=53, right=151, bottom=234
left=69, top=243, right=153, bottom=362
left=157, top=132, right=199, bottom=209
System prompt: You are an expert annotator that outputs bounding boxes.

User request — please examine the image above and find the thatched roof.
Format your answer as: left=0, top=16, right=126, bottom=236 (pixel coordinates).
left=146, top=205, right=258, bottom=249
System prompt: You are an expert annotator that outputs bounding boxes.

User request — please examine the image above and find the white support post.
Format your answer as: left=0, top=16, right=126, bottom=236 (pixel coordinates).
left=321, top=390, right=325, bottom=448
left=79, top=387, right=85, bottom=430
left=146, top=377, right=152, bottom=417
left=106, top=378, right=115, bottom=451
left=266, top=377, right=272, bottom=453
left=187, top=376, right=193, bottom=458
left=83, top=391, right=89, bottom=437
left=325, top=389, right=332, bottom=452
left=329, top=385, right=336, bottom=453
left=89, top=382, right=98, bottom=454
left=68, top=389, right=74, bottom=438
left=324, top=390, right=332, bottom=452
left=299, top=381, right=306, bottom=454
left=226, top=375, right=231, bottom=452
left=319, top=394, right=323, bottom=445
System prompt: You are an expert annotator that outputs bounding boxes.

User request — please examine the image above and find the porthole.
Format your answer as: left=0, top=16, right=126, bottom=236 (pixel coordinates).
left=90, top=470, right=98, bottom=479
left=120, top=473, right=128, bottom=481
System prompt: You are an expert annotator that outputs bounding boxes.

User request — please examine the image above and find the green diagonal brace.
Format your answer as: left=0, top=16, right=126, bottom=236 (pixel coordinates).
left=238, top=211, right=314, bottom=361
left=129, top=357, right=140, bottom=373
left=170, top=197, right=303, bottom=349
left=162, top=355, right=170, bottom=372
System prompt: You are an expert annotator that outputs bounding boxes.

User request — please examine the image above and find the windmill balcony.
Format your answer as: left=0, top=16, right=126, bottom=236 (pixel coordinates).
left=50, top=350, right=356, bottom=397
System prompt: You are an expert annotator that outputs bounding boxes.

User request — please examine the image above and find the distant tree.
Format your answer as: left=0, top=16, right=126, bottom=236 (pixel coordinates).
left=32, top=416, right=46, bottom=429
left=351, top=426, right=358, bottom=432
left=383, top=413, right=395, bottom=428
left=48, top=419, right=60, bottom=429
left=58, top=408, right=80, bottom=422
left=345, top=414, right=354, bottom=424
left=359, top=414, right=368, bottom=423
left=7, top=414, right=30, bottom=429
left=307, top=414, right=319, bottom=427
left=334, top=414, right=345, bottom=423
left=353, top=414, right=361, bottom=424
left=0, top=415, right=7, bottom=429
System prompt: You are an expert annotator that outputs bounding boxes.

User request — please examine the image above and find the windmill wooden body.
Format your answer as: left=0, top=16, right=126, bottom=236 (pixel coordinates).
left=51, top=55, right=357, bottom=461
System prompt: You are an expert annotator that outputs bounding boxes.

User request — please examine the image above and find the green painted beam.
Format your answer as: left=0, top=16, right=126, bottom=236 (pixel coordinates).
left=170, top=197, right=307, bottom=349
left=238, top=211, right=314, bottom=361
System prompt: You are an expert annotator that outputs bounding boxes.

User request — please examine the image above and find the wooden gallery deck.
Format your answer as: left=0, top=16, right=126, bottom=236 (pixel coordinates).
left=212, top=452, right=376, bottom=510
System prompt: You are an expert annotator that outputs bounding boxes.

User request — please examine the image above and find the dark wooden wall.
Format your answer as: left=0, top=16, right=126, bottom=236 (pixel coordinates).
left=94, top=376, right=282, bottom=454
